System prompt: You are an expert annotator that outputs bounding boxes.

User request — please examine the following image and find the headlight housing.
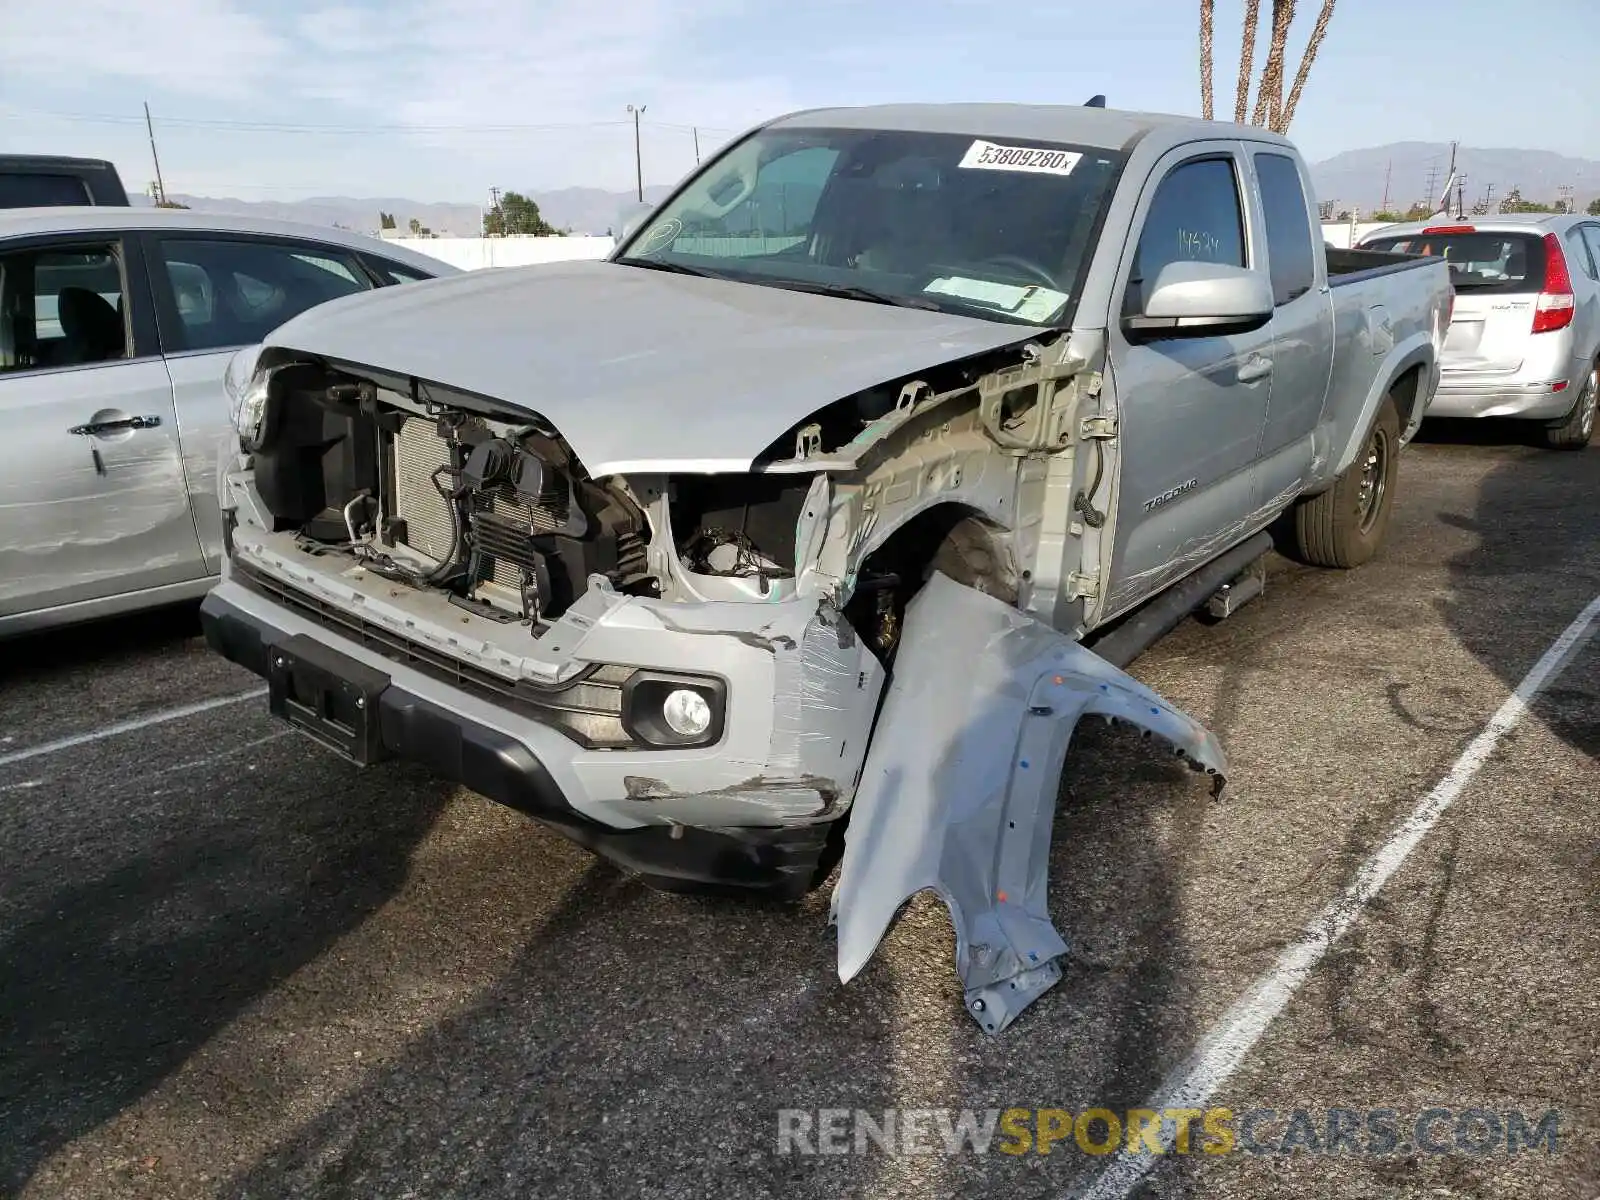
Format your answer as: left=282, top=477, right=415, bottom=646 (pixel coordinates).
left=224, top=344, right=272, bottom=451
left=621, top=672, right=727, bottom=748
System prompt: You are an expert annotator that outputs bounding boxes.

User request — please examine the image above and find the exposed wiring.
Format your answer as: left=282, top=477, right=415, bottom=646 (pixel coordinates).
left=1073, top=438, right=1107, bottom=529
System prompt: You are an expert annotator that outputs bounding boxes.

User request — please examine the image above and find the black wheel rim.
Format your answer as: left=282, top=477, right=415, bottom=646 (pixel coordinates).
left=1355, top=426, right=1389, bottom=534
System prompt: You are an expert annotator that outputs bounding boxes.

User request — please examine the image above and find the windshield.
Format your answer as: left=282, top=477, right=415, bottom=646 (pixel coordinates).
left=1362, top=231, right=1547, bottom=294
left=614, top=125, right=1123, bottom=326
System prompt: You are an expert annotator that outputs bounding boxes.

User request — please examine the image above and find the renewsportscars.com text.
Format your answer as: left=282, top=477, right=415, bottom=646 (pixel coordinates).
left=776, top=1106, right=1561, bottom=1158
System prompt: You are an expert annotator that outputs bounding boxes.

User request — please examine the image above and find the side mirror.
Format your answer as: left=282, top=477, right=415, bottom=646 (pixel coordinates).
left=1125, top=261, right=1274, bottom=338
left=615, top=201, right=653, bottom=245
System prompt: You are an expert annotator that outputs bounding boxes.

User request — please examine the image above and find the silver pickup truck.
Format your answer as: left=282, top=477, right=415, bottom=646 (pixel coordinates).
left=201, top=104, right=1451, bottom=1030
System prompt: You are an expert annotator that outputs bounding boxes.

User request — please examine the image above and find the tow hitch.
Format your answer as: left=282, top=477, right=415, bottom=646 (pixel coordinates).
left=830, top=572, right=1228, bottom=1034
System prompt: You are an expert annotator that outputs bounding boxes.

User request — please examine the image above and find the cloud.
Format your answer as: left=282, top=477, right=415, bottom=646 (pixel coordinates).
left=2, top=0, right=798, bottom=190
left=0, top=0, right=289, bottom=101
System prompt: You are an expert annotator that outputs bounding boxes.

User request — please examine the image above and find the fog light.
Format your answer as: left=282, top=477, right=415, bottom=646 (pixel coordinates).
left=621, top=671, right=726, bottom=747
left=662, top=688, right=712, bottom=738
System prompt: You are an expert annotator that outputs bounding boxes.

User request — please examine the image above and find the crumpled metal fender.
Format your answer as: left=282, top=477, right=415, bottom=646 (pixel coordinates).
left=830, top=571, right=1227, bottom=1034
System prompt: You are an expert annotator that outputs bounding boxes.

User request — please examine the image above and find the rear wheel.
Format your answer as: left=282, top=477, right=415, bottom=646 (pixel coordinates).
left=1540, top=365, right=1597, bottom=450
left=1291, top=394, right=1401, bottom=569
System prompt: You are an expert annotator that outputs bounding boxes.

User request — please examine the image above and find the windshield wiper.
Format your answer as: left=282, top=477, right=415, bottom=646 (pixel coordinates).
left=616, top=257, right=728, bottom=279
left=750, top=279, right=948, bottom=312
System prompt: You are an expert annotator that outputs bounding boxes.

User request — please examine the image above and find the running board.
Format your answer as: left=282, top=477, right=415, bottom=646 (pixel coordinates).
left=830, top=572, right=1228, bottom=1035
left=1085, top=531, right=1274, bottom=668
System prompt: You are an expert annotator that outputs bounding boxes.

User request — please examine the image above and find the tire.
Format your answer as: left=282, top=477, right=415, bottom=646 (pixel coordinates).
left=1292, top=393, right=1401, bottom=569
left=926, top=515, right=1018, bottom=605
left=1539, top=364, right=1597, bottom=450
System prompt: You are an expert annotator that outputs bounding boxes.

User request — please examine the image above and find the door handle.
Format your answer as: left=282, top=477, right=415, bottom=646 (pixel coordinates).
left=1236, top=356, right=1273, bottom=384
left=69, top=415, right=163, bottom=436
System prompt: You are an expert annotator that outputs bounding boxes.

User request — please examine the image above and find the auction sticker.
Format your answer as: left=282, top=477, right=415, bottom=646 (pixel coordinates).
left=958, top=140, right=1081, bottom=176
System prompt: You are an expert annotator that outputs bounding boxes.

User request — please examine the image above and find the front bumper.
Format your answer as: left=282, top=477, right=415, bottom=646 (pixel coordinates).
left=1429, top=377, right=1579, bottom=420
left=201, top=576, right=882, bottom=898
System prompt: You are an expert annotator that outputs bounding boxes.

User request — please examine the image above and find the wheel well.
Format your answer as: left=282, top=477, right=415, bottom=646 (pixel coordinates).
left=843, top=502, right=1014, bottom=663
left=1390, top=363, right=1426, bottom=434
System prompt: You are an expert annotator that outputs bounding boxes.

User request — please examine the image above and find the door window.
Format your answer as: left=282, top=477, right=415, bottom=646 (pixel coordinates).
left=0, top=243, right=128, bottom=372
left=156, top=237, right=371, bottom=352
left=1127, top=157, right=1246, bottom=314
left=1562, top=227, right=1597, bottom=281
left=1253, top=152, right=1317, bottom=303
left=364, top=257, right=435, bottom=285
left=1580, top=226, right=1600, bottom=283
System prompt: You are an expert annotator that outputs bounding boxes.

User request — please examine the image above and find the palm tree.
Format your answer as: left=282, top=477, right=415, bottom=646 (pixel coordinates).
left=1234, top=0, right=1261, bottom=122
left=1204, top=0, right=1337, bottom=134
left=1251, top=0, right=1295, bottom=128
left=1278, top=0, right=1337, bottom=131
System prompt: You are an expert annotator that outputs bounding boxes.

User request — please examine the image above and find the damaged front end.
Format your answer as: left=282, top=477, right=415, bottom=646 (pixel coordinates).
left=830, top=572, right=1226, bottom=1035
left=212, top=326, right=1228, bottom=1032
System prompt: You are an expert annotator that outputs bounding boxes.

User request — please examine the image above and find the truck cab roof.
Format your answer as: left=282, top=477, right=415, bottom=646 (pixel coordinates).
left=0, top=154, right=130, bottom=207
left=765, top=102, right=1296, bottom=155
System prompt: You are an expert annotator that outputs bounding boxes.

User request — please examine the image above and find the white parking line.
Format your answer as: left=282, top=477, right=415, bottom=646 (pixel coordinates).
left=0, top=688, right=268, bottom=770
left=1073, top=593, right=1600, bottom=1200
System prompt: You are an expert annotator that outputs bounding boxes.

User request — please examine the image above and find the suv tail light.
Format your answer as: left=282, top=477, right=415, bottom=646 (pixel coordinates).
left=1532, top=232, right=1575, bottom=334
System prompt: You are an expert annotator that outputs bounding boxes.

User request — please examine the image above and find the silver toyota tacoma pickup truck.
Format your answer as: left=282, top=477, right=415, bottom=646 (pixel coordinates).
left=201, top=104, right=1451, bottom=1031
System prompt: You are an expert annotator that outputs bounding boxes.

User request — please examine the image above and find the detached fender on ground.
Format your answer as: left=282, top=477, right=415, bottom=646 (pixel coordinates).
left=830, top=571, right=1228, bottom=1034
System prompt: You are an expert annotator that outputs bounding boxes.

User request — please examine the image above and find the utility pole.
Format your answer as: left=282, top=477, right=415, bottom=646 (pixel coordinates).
left=487, top=186, right=500, bottom=236
left=1381, top=159, right=1391, bottom=212
left=144, top=101, right=167, bottom=205
left=692, top=126, right=701, bottom=165
left=627, top=104, right=647, bottom=202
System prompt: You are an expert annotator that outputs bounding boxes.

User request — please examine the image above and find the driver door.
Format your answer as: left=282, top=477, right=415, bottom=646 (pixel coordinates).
left=1097, top=144, right=1276, bottom=621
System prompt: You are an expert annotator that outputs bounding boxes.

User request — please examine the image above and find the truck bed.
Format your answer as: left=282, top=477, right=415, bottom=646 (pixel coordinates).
left=1324, top=245, right=1426, bottom=287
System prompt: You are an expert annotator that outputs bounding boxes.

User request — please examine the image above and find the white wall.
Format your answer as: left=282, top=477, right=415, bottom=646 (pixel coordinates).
left=394, top=226, right=1409, bottom=270
left=387, top=235, right=615, bottom=270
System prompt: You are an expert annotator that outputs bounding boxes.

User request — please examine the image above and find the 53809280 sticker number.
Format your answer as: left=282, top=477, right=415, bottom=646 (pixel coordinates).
left=958, top=139, right=1082, bottom=176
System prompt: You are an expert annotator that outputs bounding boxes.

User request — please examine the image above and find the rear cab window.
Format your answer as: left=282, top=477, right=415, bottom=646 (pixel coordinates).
left=0, top=174, right=93, bottom=208
left=1361, top=230, right=1547, bottom=295
left=1253, top=152, right=1316, bottom=304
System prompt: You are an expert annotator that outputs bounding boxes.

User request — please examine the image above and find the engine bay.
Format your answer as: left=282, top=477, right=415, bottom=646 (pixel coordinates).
left=244, top=365, right=839, bottom=637
left=247, top=366, right=659, bottom=629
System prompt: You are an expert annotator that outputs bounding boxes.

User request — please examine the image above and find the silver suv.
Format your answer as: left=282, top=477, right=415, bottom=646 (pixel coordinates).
left=1361, top=214, right=1600, bottom=449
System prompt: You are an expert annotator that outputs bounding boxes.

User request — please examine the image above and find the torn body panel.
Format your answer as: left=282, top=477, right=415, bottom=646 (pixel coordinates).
left=830, top=571, right=1226, bottom=1034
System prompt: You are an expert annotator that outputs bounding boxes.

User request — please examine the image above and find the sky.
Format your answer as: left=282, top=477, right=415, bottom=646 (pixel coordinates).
left=1, top=0, right=1595, bottom=204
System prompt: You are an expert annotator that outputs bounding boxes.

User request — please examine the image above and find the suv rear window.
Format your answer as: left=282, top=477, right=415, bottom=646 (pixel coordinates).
left=1361, top=230, right=1546, bottom=295
left=0, top=173, right=93, bottom=208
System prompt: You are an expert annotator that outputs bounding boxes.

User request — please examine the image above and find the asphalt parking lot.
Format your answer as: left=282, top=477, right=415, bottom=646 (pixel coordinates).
left=2, top=427, right=1596, bottom=1200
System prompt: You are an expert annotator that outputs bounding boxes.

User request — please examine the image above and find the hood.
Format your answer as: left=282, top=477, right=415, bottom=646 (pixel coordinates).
left=263, top=259, right=1043, bottom=476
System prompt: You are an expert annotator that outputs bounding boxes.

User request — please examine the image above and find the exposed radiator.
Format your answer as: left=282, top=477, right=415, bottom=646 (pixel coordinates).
left=392, top=417, right=455, bottom=562
left=390, top=416, right=570, bottom=605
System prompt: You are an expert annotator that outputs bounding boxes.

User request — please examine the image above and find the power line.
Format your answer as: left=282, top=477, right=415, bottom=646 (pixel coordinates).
left=2, top=108, right=743, bottom=137
left=0, top=110, right=633, bottom=134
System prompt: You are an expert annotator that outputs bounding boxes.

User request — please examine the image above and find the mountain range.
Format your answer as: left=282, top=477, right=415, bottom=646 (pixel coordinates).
left=1312, top=143, right=1600, bottom=216
left=132, top=185, right=677, bottom=237
left=133, top=143, right=1600, bottom=235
